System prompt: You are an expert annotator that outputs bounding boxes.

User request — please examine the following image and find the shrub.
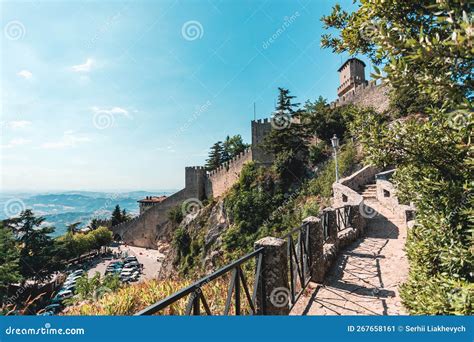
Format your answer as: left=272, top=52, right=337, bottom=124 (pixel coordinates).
left=308, top=141, right=329, bottom=166
left=167, top=206, right=184, bottom=224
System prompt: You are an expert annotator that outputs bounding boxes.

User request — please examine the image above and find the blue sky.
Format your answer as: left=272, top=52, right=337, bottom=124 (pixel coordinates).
left=1, top=0, right=367, bottom=192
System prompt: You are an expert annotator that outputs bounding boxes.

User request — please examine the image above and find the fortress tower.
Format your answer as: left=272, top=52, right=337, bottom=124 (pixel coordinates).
left=251, top=118, right=273, bottom=165
left=337, top=57, right=368, bottom=97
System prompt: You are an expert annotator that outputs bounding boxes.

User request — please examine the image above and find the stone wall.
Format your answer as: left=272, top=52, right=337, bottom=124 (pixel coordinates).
left=375, top=170, right=415, bottom=222
left=111, top=189, right=188, bottom=248
left=331, top=80, right=390, bottom=113
left=251, top=118, right=273, bottom=165
left=332, top=165, right=380, bottom=207
left=206, top=148, right=253, bottom=198
left=111, top=166, right=209, bottom=248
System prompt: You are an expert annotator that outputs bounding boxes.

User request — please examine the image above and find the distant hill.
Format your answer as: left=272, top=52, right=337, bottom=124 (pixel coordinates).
left=0, top=190, right=177, bottom=237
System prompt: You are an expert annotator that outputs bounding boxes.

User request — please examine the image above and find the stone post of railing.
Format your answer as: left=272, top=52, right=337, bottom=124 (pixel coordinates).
left=303, top=216, right=325, bottom=283
left=254, top=237, right=289, bottom=315
left=349, top=204, right=366, bottom=236
left=323, top=207, right=339, bottom=249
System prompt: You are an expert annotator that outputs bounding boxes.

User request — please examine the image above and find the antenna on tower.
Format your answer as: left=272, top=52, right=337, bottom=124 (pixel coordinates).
left=253, top=102, right=256, bottom=121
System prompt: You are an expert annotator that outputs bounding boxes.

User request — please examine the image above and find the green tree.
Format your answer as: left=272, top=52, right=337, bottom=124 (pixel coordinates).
left=121, top=209, right=131, bottom=222
left=3, top=210, right=60, bottom=282
left=66, top=222, right=81, bottom=235
left=222, top=135, right=249, bottom=162
left=205, top=141, right=224, bottom=171
left=89, top=226, right=113, bottom=251
left=0, top=223, right=22, bottom=301
left=111, top=205, right=123, bottom=227
left=264, top=88, right=309, bottom=185
left=88, top=218, right=109, bottom=230
left=302, top=96, right=349, bottom=142
left=322, top=0, right=473, bottom=314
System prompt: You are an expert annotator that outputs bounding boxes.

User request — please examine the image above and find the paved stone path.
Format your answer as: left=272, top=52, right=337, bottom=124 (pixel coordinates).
left=291, top=200, right=409, bottom=315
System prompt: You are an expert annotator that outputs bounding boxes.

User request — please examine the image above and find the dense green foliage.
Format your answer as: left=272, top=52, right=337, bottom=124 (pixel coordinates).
left=263, top=88, right=310, bottom=185
left=167, top=205, right=184, bottom=224
left=56, top=226, right=113, bottom=260
left=111, top=205, right=130, bottom=227
left=3, top=210, right=61, bottom=282
left=301, top=96, right=350, bottom=141
left=322, top=0, right=473, bottom=314
left=70, top=272, right=121, bottom=303
left=0, top=224, right=22, bottom=301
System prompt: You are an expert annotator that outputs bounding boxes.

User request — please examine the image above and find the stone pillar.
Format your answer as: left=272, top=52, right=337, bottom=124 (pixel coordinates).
left=349, top=204, right=366, bottom=236
left=254, top=237, right=289, bottom=315
left=323, top=207, right=338, bottom=248
left=302, top=216, right=325, bottom=283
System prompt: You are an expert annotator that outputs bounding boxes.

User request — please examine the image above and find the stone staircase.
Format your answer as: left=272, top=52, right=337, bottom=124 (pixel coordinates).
left=359, top=183, right=377, bottom=199
left=358, top=184, right=407, bottom=230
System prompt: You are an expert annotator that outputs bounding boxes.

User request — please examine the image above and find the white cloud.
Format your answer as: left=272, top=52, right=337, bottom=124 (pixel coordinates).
left=1, top=138, right=32, bottom=149
left=156, top=145, right=176, bottom=153
left=91, top=106, right=130, bottom=117
left=72, top=58, right=94, bottom=72
left=17, top=70, right=33, bottom=80
left=8, top=120, right=32, bottom=129
left=40, top=131, right=91, bottom=149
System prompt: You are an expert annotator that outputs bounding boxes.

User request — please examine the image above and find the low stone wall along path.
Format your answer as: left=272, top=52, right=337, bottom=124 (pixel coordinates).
left=291, top=199, right=409, bottom=315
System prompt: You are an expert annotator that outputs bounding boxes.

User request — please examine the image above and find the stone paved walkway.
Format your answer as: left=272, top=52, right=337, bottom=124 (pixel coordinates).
left=291, top=201, right=409, bottom=315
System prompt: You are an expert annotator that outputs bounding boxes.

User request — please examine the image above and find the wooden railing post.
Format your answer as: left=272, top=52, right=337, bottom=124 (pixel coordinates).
left=303, top=216, right=325, bottom=282
left=254, top=237, right=289, bottom=315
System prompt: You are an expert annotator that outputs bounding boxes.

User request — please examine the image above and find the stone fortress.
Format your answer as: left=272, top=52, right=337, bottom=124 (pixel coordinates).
left=112, top=58, right=390, bottom=248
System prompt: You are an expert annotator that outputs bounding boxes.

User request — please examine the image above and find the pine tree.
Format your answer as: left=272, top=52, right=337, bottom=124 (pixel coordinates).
left=205, top=141, right=224, bottom=170
left=263, top=88, right=309, bottom=185
left=221, top=136, right=231, bottom=163
left=0, top=223, right=21, bottom=299
left=111, top=205, right=123, bottom=226
left=121, top=209, right=131, bottom=222
left=3, top=210, right=59, bottom=282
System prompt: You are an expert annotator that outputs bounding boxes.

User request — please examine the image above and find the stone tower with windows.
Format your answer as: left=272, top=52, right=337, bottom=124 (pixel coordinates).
left=337, top=57, right=368, bottom=97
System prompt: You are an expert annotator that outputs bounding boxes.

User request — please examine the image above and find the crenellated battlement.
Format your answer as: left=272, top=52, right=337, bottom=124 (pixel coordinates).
left=208, top=147, right=252, bottom=177
left=330, top=80, right=389, bottom=112
left=252, top=118, right=270, bottom=124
